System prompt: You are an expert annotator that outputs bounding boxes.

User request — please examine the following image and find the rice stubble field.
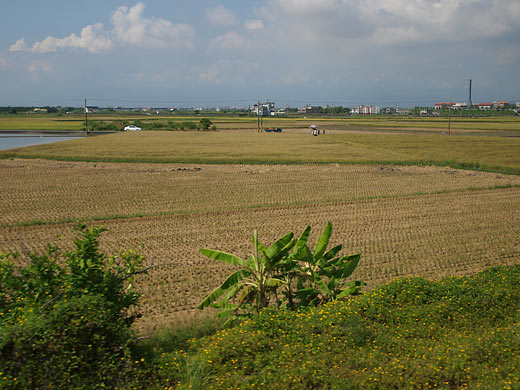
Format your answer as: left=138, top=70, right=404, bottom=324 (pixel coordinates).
left=1, top=158, right=519, bottom=333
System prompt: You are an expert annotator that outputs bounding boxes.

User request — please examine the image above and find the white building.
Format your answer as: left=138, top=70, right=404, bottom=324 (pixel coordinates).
left=355, top=105, right=380, bottom=114
left=251, top=101, right=276, bottom=116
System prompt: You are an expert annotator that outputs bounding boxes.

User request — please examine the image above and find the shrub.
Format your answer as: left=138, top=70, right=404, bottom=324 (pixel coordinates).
left=0, top=225, right=148, bottom=389
left=182, top=121, right=197, bottom=131
left=199, top=118, right=213, bottom=131
left=166, top=265, right=520, bottom=389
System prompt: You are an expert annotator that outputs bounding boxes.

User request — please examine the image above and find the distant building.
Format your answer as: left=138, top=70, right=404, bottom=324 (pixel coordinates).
left=251, top=101, right=275, bottom=116
left=434, top=103, right=452, bottom=109
left=85, top=106, right=99, bottom=113
left=452, top=102, right=467, bottom=110
left=396, top=108, right=410, bottom=115
left=477, top=103, right=493, bottom=110
left=381, top=107, right=396, bottom=115
left=271, top=109, right=287, bottom=117
left=354, top=105, right=380, bottom=115
left=297, top=105, right=321, bottom=114
left=493, top=101, right=509, bottom=108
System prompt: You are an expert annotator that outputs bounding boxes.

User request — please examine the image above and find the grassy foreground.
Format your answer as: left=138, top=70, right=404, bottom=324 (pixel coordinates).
left=130, top=265, right=520, bottom=389
left=2, top=131, right=520, bottom=174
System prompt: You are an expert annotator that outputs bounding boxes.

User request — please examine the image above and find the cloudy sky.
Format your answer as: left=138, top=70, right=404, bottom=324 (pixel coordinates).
left=1, top=0, right=519, bottom=108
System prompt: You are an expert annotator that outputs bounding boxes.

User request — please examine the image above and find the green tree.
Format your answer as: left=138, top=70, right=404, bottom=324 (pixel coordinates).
left=0, top=225, right=148, bottom=388
left=199, top=118, right=213, bottom=131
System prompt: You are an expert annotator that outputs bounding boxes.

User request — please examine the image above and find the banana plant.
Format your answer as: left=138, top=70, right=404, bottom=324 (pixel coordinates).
left=198, top=229, right=295, bottom=320
left=286, top=222, right=364, bottom=307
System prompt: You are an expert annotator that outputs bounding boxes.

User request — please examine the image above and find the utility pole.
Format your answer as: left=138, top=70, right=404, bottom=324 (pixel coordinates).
left=260, top=102, right=263, bottom=130
left=257, top=100, right=260, bottom=132
left=448, top=105, right=451, bottom=136
left=84, top=98, right=89, bottom=136
left=468, top=79, right=472, bottom=118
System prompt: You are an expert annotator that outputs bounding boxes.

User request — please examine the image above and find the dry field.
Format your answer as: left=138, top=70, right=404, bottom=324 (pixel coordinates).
left=1, top=158, right=519, bottom=333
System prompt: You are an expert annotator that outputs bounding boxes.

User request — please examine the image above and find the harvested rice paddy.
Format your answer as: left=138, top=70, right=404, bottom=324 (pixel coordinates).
left=1, top=158, right=519, bottom=333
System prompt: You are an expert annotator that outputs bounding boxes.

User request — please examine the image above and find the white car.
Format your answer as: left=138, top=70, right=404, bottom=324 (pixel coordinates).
left=124, top=125, right=142, bottom=131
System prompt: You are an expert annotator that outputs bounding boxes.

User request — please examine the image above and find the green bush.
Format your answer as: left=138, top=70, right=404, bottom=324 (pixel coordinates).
left=0, top=225, right=147, bottom=389
left=157, top=265, right=520, bottom=389
left=85, top=121, right=119, bottom=131
left=199, top=118, right=213, bottom=131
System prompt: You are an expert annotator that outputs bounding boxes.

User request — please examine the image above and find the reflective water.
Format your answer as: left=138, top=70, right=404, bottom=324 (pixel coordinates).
left=0, top=135, right=81, bottom=151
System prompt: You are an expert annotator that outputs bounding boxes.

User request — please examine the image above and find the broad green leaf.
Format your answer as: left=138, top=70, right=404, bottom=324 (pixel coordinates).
left=294, top=287, right=319, bottom=299
left=328, top=275, right=339, bottom=291
left=210, top=301, right=237, bottom=310
left=215, top=308, right=237, bottom=318
left=198, top=270, right=251, bottom=309
left=314, top=222, right=332, bottom=260
left=223, top=282, right=247, bottom=301
left=324, top=244, right=342, bottom=261
left=253, top=230, right=261, bottom=272
left=294, top=244, right=313, bottom=263
left=265, top=232, right=294, bottom=260
left=292, top=226, right=311, bottom=254
left=246, top=255, right=255, bottom=268
left=277, top=257, right=300, bottom=274
left=265, top=277, right=284, bottom=287
left=337, top=280, right=365, bottom=298
left=238, top=285, right=256, bottom=303
left=317, top=256, right=328, bottom=269
left=200, top=248, right=246, bottom=267
left=220, top=270, right=251, bottom=291
left=336, top=288, right=353, bottom=299
left=313, top=271, right=332, bottom=296
left=338, top=253, right=361, bottom=279
left=254, top=236, right=267, bottom=253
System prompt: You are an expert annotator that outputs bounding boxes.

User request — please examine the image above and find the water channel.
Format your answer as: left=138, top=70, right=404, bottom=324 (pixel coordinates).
left=0, top=134, right=82, bottom=151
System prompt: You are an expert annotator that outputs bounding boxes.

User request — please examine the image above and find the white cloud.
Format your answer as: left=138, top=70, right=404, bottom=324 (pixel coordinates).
left=262, top=0, right=520, bottom=46
left=27, top=60, right=51, bottom=79
left=9, top=38, right=28, bottom=52
left=211, top=32, right=247, bottom=50
left=8, top=2, right=194, bottom=54
left=34, top=24, right=112, bottom=53
left=205, top=6, right=238, bottom=27
left=198, top=60, right=259, bottom=83
left=112, top=2, right=194, bottom=48
left=9, top=24, right=112, bottom=54
left=244, top=20, right=264, bottom=31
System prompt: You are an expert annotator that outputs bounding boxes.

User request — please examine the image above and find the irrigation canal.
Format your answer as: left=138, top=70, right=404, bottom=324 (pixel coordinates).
left=0, top=131, right=114, bottom=151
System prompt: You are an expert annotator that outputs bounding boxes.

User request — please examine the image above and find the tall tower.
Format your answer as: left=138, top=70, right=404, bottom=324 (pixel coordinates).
left=468, top=79, right=472, bottom=110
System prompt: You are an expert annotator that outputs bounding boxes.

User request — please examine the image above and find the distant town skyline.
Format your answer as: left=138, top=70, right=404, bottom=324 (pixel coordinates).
left=1, top=1, right=519, bottom=107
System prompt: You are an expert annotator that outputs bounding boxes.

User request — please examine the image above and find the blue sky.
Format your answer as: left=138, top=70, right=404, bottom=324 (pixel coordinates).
left=1, top=0, right=519, bottom=108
